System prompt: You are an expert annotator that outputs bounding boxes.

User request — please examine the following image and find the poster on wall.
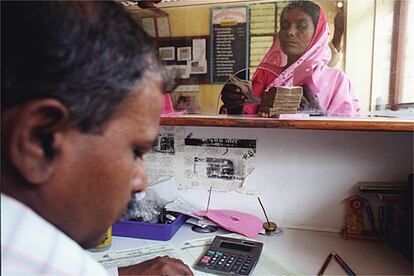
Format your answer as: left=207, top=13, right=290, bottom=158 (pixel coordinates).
left=211, top=6, right=249, bottom=83
left=143, top=127, right=257, bottom=193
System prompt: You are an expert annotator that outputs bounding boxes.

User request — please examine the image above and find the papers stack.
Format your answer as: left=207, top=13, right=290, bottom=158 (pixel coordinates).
left=165, top=198, right=203, bottom=219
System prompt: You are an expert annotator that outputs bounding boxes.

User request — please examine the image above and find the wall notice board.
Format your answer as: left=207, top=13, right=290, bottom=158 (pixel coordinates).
left=211, top=6, right=249, bottom=83
left=157, top=36, right=210, bottom=85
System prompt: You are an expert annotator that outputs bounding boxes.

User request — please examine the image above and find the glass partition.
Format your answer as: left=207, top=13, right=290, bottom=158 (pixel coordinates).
left=124, top=0, right=413, bottom=119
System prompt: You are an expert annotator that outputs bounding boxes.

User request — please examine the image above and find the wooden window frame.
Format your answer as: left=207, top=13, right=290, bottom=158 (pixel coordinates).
left=388, top=0, right=409, bottom=109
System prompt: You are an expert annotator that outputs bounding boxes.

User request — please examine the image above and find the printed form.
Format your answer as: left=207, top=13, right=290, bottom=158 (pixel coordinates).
left=92, top=234, right=301, bottom=275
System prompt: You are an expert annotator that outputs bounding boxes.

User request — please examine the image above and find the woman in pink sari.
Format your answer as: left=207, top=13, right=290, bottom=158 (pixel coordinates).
left=221, top=1, right=361, bottom=117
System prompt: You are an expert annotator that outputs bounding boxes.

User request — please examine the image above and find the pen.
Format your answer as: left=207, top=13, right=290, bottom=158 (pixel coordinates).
left=332, top=251, right=356, bottom=276
left=317, top=253, right=332, bottom=276
left=206, top=186, right=212, bottom=212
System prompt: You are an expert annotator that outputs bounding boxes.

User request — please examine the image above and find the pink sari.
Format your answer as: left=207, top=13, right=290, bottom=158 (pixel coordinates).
left=244, top=8, right=361, bottom=116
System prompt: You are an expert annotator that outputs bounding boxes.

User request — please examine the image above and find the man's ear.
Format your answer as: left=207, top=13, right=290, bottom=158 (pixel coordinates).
left=5, top=99, right=70, bottom=185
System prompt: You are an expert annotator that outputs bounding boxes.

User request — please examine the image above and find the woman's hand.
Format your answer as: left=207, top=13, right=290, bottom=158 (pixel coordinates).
left=299, top=85, right=327, bottom=116
left=220, top=83, right=246, bottom=114
left=118, top=256, right=194, bottom=275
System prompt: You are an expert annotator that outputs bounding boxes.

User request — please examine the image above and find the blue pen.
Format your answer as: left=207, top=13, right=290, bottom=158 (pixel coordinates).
left=332, top=251, right=356, bottom=276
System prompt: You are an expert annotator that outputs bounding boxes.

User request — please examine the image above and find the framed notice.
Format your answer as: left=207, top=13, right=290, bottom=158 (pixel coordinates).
left=211, top=6, right=249, bottom=83
left=156, top=16, right=171, bottom=37
left=141, top=16, right=171, bottom=38
left=141, top=17, right=156, bottom=37
left=177, top=47, right=192, bottom=61
left=159, top=47, right=175, bottom=61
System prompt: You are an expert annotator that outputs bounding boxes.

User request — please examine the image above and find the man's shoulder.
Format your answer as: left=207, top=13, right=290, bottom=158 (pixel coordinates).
left=1, top=194, right=109, bottom=276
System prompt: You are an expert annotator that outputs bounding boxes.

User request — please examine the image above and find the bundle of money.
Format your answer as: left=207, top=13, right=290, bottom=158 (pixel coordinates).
left=228, top=75, right=261, bottom=105
left=258, top=86, right=302, bottom=117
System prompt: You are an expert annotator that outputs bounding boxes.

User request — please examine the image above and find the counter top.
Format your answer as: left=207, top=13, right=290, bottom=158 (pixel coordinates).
left=106, top=224, right=412, bottom=275
left=160, top=115, right=414, bottom=132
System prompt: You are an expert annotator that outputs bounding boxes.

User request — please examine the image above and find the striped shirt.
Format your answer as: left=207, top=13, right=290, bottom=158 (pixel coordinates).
left=1, top=193, right=109, bottom=276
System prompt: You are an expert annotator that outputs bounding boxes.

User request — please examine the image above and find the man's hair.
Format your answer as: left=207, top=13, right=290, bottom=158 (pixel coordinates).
left=281, top=1, right=321, bottom=30
left=2, top=1, right=163, bottom=132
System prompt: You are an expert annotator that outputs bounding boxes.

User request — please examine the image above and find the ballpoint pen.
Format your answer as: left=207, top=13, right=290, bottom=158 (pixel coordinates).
left=317, top=253, right=332, bottom=276
left=206, top=186, right=212, bottom=212
left=332, top=251, right=356, bottom=276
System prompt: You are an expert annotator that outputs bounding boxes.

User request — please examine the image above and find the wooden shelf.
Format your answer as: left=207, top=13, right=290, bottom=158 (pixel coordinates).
left=160, top=115, right=414, bottom=132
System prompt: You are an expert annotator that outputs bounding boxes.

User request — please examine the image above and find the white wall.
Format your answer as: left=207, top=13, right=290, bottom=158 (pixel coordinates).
left=162, top=127, right=413, bottom=232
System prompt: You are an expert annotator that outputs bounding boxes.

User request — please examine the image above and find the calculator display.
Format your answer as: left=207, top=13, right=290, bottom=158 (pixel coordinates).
left=220, top=241, right=253, bottom=252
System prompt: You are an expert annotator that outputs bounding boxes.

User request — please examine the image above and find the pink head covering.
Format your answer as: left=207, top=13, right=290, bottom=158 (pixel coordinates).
left=245, top=6, right=361, bottom=116
left=160, top=94, right=186, bottom=117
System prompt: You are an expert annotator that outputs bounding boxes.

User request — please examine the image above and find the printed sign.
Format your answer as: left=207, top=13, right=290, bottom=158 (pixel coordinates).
left=211, top=6, right=249, bottom=83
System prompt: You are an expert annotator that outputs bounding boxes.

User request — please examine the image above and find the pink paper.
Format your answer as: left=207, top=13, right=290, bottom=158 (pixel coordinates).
left=194, top=209, right=263, bottom=238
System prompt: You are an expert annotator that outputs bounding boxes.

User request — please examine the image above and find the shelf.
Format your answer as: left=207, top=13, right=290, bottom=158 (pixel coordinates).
left=160, top=115, right=414, bottom=132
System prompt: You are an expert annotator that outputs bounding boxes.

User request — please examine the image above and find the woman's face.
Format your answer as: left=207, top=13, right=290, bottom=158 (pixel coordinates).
left=279, top=8, right=316, bottom=60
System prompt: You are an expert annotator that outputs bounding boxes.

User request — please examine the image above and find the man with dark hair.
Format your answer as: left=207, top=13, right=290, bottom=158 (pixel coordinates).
left=1, top=1, right=192, bottom=275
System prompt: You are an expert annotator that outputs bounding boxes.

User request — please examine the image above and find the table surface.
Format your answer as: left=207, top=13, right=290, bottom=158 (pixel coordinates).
left=107, top=224, right=413, bottom=275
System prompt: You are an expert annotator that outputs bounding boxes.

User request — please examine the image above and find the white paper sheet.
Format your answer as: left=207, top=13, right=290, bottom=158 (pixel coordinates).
left=92, top=234, right=301, bottom=275
left=141, top=17, right=156, bottom=37
left=145, top=127, right=257, bottom=193
left=176, top=136, right=256, bottom=192
left=156, top=17, right=170, bottom=37
left=165, top=198, right=203, bottom=219
left=192, top=39, right=206, bottom=61
left=143, top=127, right=186, bottom=184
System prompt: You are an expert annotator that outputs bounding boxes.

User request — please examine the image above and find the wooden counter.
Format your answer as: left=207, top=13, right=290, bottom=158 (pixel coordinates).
left=161, top=115, right=414, bottom=132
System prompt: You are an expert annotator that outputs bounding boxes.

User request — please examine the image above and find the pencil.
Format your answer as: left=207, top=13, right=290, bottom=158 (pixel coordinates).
left=332, top=251, right=356, bottom=276
left=317, top=253, right=332, bottom=276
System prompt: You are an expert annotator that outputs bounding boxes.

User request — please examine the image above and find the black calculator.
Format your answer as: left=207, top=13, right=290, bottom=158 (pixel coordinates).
left=195, top=236, right=263, bottom=275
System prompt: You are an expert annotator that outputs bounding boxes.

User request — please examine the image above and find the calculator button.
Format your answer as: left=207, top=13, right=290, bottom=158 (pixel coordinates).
left=223, top=265, right=232, bottom=272
left=207, top=250, right=215, bottom=255
left=214, top=265, right=224, bottom=271
left=200, top=258, right=209, bottom=264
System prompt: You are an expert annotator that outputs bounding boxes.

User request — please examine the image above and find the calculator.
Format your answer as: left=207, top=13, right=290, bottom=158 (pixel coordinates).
left=195, top=236, right=263, bottom=275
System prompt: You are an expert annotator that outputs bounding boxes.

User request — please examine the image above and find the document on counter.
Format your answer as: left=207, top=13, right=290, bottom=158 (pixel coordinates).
left=91, top=234, right=301, bottom=275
